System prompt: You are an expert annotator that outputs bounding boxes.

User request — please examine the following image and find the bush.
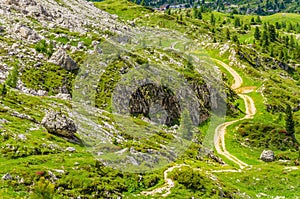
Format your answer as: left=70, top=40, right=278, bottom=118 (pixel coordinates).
left=169, top=166, right=215, bottom=193
left=6, top=63, right=19, bottom=88
left=31, top=177, right=55, bottom=199
left=0, top=83, right=8, bottom=98
left=237, top=121, right=297, bottom=150
left=35, top=39, right=54, bottom=57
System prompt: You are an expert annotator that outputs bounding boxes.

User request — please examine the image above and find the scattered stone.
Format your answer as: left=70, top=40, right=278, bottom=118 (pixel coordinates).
left=0, top=118, right=9, bottom=124
left=260, top=150, right=275, bottom=162
left=17, top=134, right=26, bottom=140
left=16, top=25, right=40, bottom=41
left=37, top=53, right=44, bottom=60
left=65, top=147, right=76, bottom=152
left=41, top=110, right=77, bottom=138
left=53, top=169, right=65, bottom=174
left=48, top=171, right=58, bottom=182
left=91, top=40, right=99, bottom=47
left=54, top=93, right=71, bottom=100
left=11, top=111, right=38, bottom=123
left=2, top=173, right=12, bottom=180
left=48, top=48, right=78, bottom=71
left=77, top=42, right=84, bottom=49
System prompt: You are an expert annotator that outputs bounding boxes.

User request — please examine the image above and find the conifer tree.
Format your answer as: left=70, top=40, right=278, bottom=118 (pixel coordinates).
left=210, top=13, right=215, bottom=26
left=268, top=24, right=276, bottom=42
left=226, top=28, right=230, bottom=40
left=285, top=104, right=295, bottom=138
left=254, top=26, right=261, bottom=40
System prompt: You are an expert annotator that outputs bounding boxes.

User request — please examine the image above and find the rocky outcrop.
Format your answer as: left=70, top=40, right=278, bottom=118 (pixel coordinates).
left=129, top=83, right=181, bottom=126
left=260, top=150, right=275, bottom=162
left=48, top=49, right=78, bottom=71
left=15, top=25, right=40, bottom=41
left=0, top=0, right=126, bottom=35
left=41, top=110, right=77, bottom=138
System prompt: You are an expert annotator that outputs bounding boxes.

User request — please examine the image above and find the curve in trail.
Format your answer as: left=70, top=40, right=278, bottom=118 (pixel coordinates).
left=141, top=164, right=187, bottom=197
left=213, top=58, right=256, bottom=169
left=211, top=58, right=243, bottom=90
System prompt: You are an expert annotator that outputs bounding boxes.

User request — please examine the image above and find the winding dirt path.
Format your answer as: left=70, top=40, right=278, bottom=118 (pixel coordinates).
left=141, top=53, right=257, bottom=197
left=141, top=164, right=187, bottom=197
left=213, top=59, right=256, bottom=169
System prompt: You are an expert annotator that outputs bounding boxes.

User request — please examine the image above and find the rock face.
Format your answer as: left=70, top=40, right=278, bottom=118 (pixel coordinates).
left=41, top=110, right=77, bottom=138
left=129, top=83, right=181, bottom=126
left=48, top=49, right=78, bottom=71
left=260, top=150, right=275, bottom=162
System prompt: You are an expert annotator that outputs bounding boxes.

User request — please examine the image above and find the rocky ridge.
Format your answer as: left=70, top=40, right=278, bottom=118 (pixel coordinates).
left=0, top=0, right=129, bottom=88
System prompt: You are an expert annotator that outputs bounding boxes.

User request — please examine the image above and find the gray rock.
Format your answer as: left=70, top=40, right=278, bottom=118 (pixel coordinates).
left=0, top=118, right=9, bottom=124
left=3, top=0, right=18, bottom=5
left=37, top=90, right=47, bottom=96
left=65, top=147, right=76, bottom=152
left=47, top=171, right=57, bottom=182
left=26, top=5, right=49, bottom=18
left=77, top=42, right=84, bottom=49
left=41, top=110, right=77, bottom=138
left=11, top=111, right=37, bottom=123
left=37, top=53, right=44, bottom=60
left=91, top=40, right=99, bottom=47
left=16, top=25, right=39, bottom=41
left=260, top=150, right=275, bottom=162
left=17, top=134, right=26, bottom=140
left=48, top=48, right=78, bottom=71
left=53, top=169, right=65, bottom=174
left=55, top=93, right=71, bottom=100
left=2, top=173, right=12, bottom=180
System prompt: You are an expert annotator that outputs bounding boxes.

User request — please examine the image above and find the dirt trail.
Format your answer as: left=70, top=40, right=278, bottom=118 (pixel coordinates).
left=141, top=164, right=187, bottom=197
left=213, top=59, right=256, bottom=169
left=211, top=58, right=243, bottom=90
left=141, top=53, right=256, bottom=198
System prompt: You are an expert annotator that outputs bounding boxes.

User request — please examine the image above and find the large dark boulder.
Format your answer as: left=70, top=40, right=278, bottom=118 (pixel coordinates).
left=260, top=150, right=275, bottom=162
left=41, top=110, right=77, bottom=138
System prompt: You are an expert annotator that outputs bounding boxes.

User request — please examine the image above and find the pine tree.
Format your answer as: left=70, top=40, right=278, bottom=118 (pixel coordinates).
left=166, top=8, right=171, bottom=15
left=256, top=16, right=262, bottom=24
left=234, top=17, right=241, bottom=27
left=197, top=9, right=202, bottom=19
left=251, top=17, right=255, bottom=24
left=262, top=30, right=269, bottom=46
left=226, top=28, right=230, bottom=40
left=285, top=104, right=295, bottom=137
left=232, top=35, right=240, bottom=44
left=254, top=26, right=261, bottom=40
left=268, top=24, right=276, bottom=42
left=210, top=13, right=215, bottom=26
left=0, top=84, right=7, bottom=98
left=290, top=35, right=295, bottom=48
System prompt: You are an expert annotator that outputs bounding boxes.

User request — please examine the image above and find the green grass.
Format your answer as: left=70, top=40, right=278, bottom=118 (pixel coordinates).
left=94, top=0, right=153, bottom=21
left=262, top=13, right=300, bottom=24
left=216, top=164, right=300, bottom=198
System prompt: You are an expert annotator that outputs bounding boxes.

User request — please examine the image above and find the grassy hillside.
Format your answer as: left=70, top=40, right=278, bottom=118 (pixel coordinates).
left=0, top=0, right=300, bottom=198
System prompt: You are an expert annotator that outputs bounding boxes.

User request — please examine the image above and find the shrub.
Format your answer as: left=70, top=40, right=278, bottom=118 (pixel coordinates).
left=6, top=62, right=19, bottom=88
left=31, top=177, right=55, bottom=199
left=35, top=39, right=54, bottom=57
